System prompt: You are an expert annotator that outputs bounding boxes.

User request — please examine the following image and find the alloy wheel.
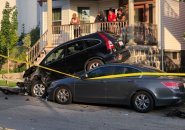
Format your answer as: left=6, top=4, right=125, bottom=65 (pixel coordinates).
left=135, top=94, right=150, bottom=111
left=32, top=84, right=45, bottom=97
left=89, top=62, right=100, bottom=70
left=56, top=88, right=70, bottom=103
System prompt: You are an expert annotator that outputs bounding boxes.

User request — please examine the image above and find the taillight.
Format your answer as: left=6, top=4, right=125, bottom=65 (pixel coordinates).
left=161, top=82, right=179, bottom=89
left=99, top=33, right=115, bottom=50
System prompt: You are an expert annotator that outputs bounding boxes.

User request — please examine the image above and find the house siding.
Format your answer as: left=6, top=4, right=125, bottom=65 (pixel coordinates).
left=161, top=0, right=185, bottom=51
left=98, top=0, right=119, bottom=11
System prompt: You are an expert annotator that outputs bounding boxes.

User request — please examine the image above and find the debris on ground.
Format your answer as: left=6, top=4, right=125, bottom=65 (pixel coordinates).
left=166, top=109, right=185, bottom=119
left=4, top=97, right=8, bottom=100
left=25, top=98, right=30, bottom=101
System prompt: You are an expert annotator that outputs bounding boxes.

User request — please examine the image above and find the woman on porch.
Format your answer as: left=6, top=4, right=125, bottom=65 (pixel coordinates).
left=70, top=13, right=80, bottom=38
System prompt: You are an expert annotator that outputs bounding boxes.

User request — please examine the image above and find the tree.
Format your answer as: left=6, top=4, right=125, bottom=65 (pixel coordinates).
left=0, top=2, right=18, bottom=64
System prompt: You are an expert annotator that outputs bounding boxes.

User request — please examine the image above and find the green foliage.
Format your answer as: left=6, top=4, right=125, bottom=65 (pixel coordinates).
left=22, top=33, right=31, bottom=48
left=0, top=2, right=18, bottom=64
left=30, top=26, right=40, bottom=46
left=10, top=46, right=27, bottom=61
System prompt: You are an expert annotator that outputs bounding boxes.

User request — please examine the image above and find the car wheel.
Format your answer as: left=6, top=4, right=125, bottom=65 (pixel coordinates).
left=132, top=91, right=154, bottom=113
left=86, top=59, right=104, bottom=71
left=31, top=81, right=46, bottom=97
left=55, top=87, right=72, bottom=104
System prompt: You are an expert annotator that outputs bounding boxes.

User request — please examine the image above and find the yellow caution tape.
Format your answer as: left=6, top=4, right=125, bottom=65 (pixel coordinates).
left=1, top=53, right=185, bottom=80
left=89, top=72, right=185, bottom=80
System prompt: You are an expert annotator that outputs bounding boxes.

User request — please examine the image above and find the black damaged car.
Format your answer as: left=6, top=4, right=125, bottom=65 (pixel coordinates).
left=19, top=32, right=127, bottom=97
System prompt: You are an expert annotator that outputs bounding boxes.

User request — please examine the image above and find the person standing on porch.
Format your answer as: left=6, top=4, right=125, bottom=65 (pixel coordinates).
left=107, top=8, right=116, bottom=33
left=116, top=8, right=126, bottom=34
left=95, top=10, right=107, bottom=31
left=116, top=8, right=125, bottom=22
left=70, top=13, right=80, bottom=38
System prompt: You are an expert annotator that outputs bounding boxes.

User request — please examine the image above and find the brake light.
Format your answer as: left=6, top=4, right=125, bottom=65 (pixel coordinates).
left=161, top=82, right=179, bottom=89
left=99, top=33, right=115, bottom=50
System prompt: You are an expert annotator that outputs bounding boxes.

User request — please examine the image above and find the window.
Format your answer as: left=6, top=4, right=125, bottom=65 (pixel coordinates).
left=112, top=66, right=141, bottom=77
left=84, top=39, right=100, bottom=48
left=172, top=52, right=178, bottom=59
left=66, top=41, right=85, bottom=56
left=78, top=7, right=90, bottom=23
left=88, top=66, right=114, bottom=78
left=52, top=8, right=62, bottom=34
left=124, top=67, right=140, bottom=74
left=52, top=8, right=62, bottom=26
left=45, top=46, right=65, bottom=65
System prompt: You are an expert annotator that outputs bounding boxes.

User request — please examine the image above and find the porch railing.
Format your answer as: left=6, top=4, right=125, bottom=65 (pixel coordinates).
left=28, top=30, right=48, bottom=63
left=52, top=22, right=158, bottom=46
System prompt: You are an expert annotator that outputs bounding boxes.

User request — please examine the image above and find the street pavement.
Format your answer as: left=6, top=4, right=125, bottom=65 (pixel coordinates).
left=0, top=91, right=185, bottom=130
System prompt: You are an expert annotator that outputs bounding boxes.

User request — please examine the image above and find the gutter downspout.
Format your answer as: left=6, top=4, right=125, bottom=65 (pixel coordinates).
left=158, top=0, right=164, bottom=71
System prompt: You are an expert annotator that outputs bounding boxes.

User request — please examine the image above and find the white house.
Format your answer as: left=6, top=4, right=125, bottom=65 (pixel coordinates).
left=0, top=0, right=39, bottom=35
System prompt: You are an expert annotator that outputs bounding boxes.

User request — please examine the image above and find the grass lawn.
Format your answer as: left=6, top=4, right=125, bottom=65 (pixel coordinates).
left=0, top=80, right=17, bottom=87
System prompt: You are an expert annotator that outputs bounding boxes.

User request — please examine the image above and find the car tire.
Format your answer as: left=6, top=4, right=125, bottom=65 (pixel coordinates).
left=86, top=59, right=104, bottom=71
left=31, top=81, right=46, bottom=97
left=55, top=87, right=72, bottom=104
left=132, top=91, right=154, bottom=113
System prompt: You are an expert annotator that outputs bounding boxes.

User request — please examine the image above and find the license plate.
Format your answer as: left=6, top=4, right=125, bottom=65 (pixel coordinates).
left=118, top=41, right=124, bottom=46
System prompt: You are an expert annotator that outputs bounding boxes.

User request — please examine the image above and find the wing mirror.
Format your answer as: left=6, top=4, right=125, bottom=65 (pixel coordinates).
left=80, top=74, right=88, bottom=80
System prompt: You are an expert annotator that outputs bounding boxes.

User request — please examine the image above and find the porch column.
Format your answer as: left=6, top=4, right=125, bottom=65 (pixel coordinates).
left=128, top=0, right=136, bottom=45
left=47, top=0, right=52, bottom=47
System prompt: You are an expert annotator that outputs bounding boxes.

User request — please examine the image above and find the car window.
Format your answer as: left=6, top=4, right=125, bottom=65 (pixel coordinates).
left=44, top=46, right=65, bottom=65
left=88, top=66, right=114, bottom=78
left=112, top=66, right=141, bottom=77
left=124, top=67, right=141, bottom=74
left=84, top=39, right=100, bottom=48
left=66, top=41, right=85, bottom=56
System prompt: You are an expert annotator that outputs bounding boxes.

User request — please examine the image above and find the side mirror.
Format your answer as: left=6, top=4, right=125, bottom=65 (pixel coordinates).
left=80, top=74, right=88, bottom=80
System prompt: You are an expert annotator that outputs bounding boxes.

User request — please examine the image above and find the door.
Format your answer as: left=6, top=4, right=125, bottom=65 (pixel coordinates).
left=65, top=40, right=88, bottom=74
left=41, top=45, right=66, bottom=79
left=134, top=5, right=145, bottom=22
left=74, top=66, right=114, bottom=103
left=106, top=66, right=141, bottom=104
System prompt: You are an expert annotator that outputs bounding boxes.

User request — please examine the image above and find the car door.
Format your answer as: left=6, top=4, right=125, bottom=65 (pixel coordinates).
left=65, top=40, right=88, bottom=74
left=40, top=45, right=66, bottom=79
left=74, top=66, right=114, bottom=103
left=106, top=66, right=141, bottom=104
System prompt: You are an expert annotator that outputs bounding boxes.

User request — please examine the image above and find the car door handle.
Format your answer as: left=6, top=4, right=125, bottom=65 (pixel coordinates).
left=127, top=80, right=134, bottom=83
left=102, top=80, right=107, bottom=83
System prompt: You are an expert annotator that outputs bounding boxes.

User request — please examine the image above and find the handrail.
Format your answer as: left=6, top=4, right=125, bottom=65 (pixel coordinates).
left=27, top=30, right=48, bottom=63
